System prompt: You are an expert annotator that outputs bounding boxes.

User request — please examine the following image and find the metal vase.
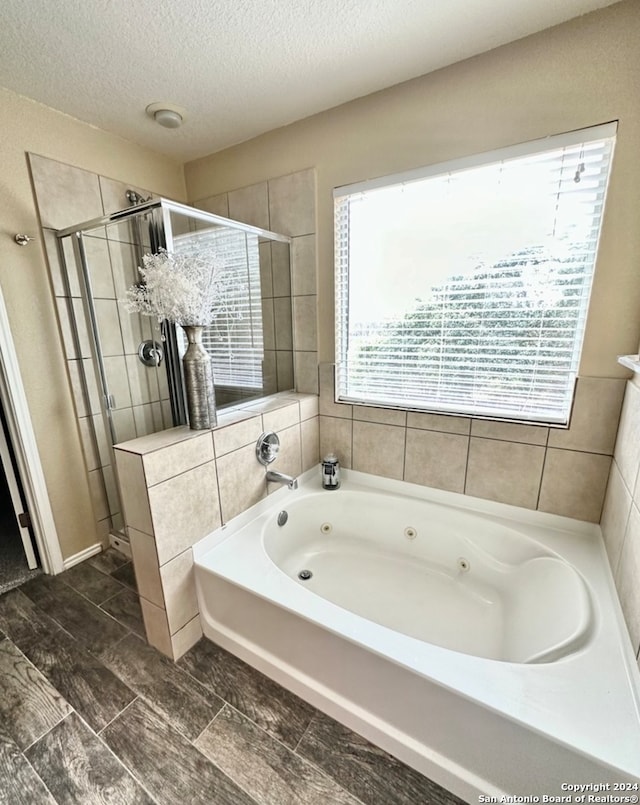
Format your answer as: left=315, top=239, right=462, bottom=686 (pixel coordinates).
left=181, top=325, right=217, bottom=430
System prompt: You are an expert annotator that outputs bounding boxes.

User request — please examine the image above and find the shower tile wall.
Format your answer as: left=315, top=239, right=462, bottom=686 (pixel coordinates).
left=601, top=375, right=640, bottom=663
left=192, top=167, right=318, bottom=395
left=29, top=153, right=170, bottom=542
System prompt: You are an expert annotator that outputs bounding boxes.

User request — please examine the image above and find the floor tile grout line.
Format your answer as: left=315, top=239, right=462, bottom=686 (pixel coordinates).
left=291, top=711, right=317, bottom=753
left=21, top=708, right=72, bottom=755
left=192, top=700, right=227, bottom=743
left=75, top=705, right=162, bottom=805
left=20, top=751, right=59, bottom=805
left=96, top=694, right=141, bottom=737
left=193, top=701, right=357, bottom=805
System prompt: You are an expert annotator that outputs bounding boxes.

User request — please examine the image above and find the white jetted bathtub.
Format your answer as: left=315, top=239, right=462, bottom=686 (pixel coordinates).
left=194, top=468, right=640, bottom=799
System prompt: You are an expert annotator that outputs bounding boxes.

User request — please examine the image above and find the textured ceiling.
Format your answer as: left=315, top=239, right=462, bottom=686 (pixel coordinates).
left=0, top=0, right=620, bottom=161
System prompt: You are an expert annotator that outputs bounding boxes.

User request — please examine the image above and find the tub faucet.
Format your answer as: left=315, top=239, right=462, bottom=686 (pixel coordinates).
left=266, top=470, right=298, bottom=490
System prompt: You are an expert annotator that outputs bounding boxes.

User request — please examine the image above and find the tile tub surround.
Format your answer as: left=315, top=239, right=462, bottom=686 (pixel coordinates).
left=319, top=364, right=624, bottom=523
left=602, top=377, right=640, bottom=662
left=0, top=566, right=460, bottom=805
left=114, top=392, right=319, bottom=660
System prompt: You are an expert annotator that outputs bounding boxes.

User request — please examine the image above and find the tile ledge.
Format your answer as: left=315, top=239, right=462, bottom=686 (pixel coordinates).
left=114, top=392, right=319, bottom=454
left=618, top=355, right=640, bottom=374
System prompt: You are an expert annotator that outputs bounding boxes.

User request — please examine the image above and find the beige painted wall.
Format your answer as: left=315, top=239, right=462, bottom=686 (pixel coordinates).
left=0, top=86, right=186, bottom=559
left=185, top=0, right=640, bottom=375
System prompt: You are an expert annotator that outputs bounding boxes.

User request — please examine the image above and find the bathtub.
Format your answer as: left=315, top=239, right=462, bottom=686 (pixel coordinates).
left=194, top=468, right=640, bottom=799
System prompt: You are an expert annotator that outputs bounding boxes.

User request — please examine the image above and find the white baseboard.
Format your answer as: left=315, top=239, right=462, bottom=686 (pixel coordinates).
left=62, top=542, right=103, bottom=571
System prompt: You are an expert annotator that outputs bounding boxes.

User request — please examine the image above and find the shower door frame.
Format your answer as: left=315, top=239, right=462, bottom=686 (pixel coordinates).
left=57, top=198, right=292, bottom=541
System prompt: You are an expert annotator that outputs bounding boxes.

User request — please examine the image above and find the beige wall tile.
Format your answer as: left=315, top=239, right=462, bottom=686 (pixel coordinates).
left=406, top=411, right=470, bottom=435
left=91, top=414, right=111, bottom=468
left=259, top=242, right=273, bottom=298
left=291, top=235, right=316, bottom=296
left=548, top=377, right=626, bottom=454
left=108, top=239, right=138, bottom=298
left=104, top=355, right=133, bottom=409
left=470, top=419, right=548, bottom=446
left=538, top=449, right=611, bottom=522
left=269, top=424, right=302, bottom=481
left=216, top=442, right=267, bottom=523
left=117, top=304, right=154, bottom=356
left=87, top=468, right=109, bottom=521
left=271, top=242, right=291, bottom=298
left=99, top=177, right=150, bottom=215
left=56, top=299, right=79, bottom=360
left=353, top=406, right=407, bottom=427
left=262, top=298, right=275, bottom=350
left=129, top=527, right=164, bottom=608
left=301, top=417, right=320, bottom=471
left=601, top=461, right=632, bottom=575
left=111, top=408, right=138, bottom=444
left=319, top=416, right=352, bottom=468
left=43, top=228, right=70, bottom=297
left=466, top=438, right=545, bottom=510
left=614, top=382, right=640, bottom=491
left=94, top=299, right=125, bottom=356
left=227, top=182, right=269, bottom=230
left=352, top=421, right=405, bottom=481
left=71, top=298, right=91, bottom=358
left=142, top=432, right=213, bottom=486
left=296, top=394, right=319, bottom=421
left=616, top=504, right=640, bottom=654
left=148, top=461, right=221, bottom=564
left=292, top=295, right=317, bottom=352
left=273, top=297, right=293, bottom=350
left=114, top=449, right=152, bottom=535
left=84, top=235, right=116, bottom=299
left=195, top=193, right=229, bottom=218
left=268, top=169, right=315, bottom=236
left=103, top=465, right=119, bottom=514
left=133, top=402, right=166, bottom=438
left=171, top=616, right=203, bottom=661
left=404, top=429, right=468, bottom=493
left=125, top=355, right=162, bottom=407
left=294, top=352, right=318, bottom=395
left=29, top=154, right=103, bottom=229
left=213, top=414, right=263, bottom=457
left=160, top=548, right=199, bottom=634
left=276, top=351, right=294, bottom=391
left=262, top=401, right=300, bottom=433
left=319, top=363, right=352, bottom=419
left=139, top=598, right=172, bottom=659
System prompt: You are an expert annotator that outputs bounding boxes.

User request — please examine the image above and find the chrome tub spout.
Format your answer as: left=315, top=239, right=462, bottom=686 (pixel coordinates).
left=266, top=470, right=298, bottom=490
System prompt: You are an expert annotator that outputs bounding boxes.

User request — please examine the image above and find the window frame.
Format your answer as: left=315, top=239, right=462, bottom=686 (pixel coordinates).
left=333, top=122, right=617, bottom=426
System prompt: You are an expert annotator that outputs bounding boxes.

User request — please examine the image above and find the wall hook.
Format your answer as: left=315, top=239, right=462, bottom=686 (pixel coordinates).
left=14, top=234, right=35, bottom=246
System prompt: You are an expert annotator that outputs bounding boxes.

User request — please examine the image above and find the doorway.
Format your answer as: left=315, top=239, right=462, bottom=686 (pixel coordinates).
left=0, top=401, right=41, bottom=594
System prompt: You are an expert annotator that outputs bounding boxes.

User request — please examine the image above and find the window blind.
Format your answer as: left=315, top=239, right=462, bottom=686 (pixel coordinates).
left=174, top=228, right=264, bottom=390
left=334, top=122, right=616, bottom=424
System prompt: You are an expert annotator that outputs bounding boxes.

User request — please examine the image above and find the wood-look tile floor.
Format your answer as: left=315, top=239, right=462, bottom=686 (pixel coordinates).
left=0, top=548, right=464, bottom=805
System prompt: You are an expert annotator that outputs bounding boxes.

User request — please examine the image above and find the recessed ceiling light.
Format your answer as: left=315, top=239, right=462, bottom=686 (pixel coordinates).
left=146, top=102, right=187, bottom=129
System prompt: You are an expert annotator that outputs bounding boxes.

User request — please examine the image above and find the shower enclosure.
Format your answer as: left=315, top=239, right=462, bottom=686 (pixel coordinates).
left=57, top=198, right=292, bottom=540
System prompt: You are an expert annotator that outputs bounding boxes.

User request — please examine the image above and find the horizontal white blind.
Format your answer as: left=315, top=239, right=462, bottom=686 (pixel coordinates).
left=335, top=123, right=616, bottom=424
left=175, top=228, right=263, bottom=389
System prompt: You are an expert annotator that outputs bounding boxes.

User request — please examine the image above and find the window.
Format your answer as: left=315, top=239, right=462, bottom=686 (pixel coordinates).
left=334, top=123, right=616, bottom=425
left=175, top=228, right=264, bottom=390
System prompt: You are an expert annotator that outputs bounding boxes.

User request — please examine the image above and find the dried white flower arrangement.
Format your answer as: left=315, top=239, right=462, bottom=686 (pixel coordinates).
left=124, top=249, right=221, bottom=326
